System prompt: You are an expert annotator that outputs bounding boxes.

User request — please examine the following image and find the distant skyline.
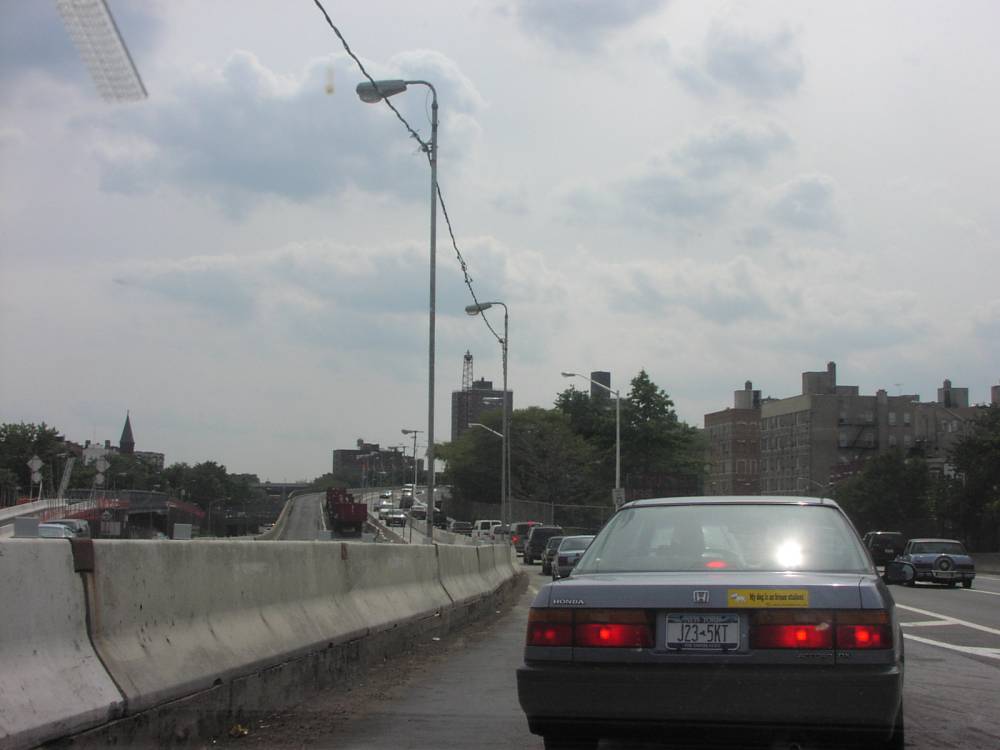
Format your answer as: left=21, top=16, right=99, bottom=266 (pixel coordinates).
left=2, top=1, right=998, bottom=479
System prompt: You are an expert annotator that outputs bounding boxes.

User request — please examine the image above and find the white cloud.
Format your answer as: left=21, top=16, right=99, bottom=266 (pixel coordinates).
left=673, top=118, right=792, bottom=179
left=767, top=173, right=842, bottom=232
left=88, top=50, right=484, bottom=213
left=676, top=19, right=804, bottom=99
left=508, top=0, right=668, bottom=52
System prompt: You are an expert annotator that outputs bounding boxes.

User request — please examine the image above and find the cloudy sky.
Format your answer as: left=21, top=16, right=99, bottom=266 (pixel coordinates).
left=1, top=0, right=998, bottom=481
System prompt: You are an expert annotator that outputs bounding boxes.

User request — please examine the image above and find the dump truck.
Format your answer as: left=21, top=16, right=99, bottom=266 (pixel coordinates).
left=325, top=487, right=366, bottom=538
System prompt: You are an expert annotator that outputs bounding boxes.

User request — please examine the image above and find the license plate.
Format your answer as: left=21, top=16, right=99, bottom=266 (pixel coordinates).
left=666, top=614, right=740, bottom=651
left=934, top=571, right=958, bottom=578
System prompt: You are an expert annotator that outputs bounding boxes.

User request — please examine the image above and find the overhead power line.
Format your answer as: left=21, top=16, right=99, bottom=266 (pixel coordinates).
left=310, top=0, right=504, bottom=346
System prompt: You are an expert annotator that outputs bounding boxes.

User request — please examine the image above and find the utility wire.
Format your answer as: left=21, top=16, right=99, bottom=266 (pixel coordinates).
left=311, top=0, right=504, bottom=347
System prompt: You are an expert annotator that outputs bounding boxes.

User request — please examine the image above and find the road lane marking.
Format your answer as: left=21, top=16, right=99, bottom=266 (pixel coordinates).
left=904, top=633, right=1000, bottom=660
left=963, top=588, right=1000, bottom=597
left=896, top=604, right=1000, bottom=637
left=901, top=620, right=955, bottom=627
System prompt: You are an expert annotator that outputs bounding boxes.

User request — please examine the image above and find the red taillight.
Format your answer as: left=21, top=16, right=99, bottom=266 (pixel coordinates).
left=527, top=622, right=573, bottom=646
left=705, top=560, right=728, bottom=569
left=527, top=608, right=652, bottom=649
left=512, top=535, right=520, bottom=543
left=835, top=611, right=892, bottom=649
left=575, top=623, right=652, bottom=648
left=752, top=623, right=833, bottom=649
left=750, top=610, right=892, bottom=650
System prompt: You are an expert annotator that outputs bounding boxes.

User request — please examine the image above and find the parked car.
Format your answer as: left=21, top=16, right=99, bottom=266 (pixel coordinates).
left=552, top=535, right=595, bottom=579
left=517, top=496, right=913, bottom=749
left=863, top=531, right=907, bottom=566
left=523, top=525, right=564, bottom=565
left=897, top=538, right=975, bottom=588
left=37, top=523, right=76, bottom=539
left=510, top=521, right=539, bottom=555
left=540, top=536, right=564, bottom=576
left=471, top=519, right=502, bottom=541
left=384, top=509, right=406, bottom=527
left=47, top=518, right=91, bottom=538
left=449, top=520, right=473, bottom=535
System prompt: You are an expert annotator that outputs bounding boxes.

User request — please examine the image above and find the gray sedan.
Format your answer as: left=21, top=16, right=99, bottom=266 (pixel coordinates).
left=551, top=535, right=594, bottom=580
left=516, top=496, right=913, bottom=750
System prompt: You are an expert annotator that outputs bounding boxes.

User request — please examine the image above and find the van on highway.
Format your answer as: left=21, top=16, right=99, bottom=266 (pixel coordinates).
left=471, top=519, right=501, bottom=541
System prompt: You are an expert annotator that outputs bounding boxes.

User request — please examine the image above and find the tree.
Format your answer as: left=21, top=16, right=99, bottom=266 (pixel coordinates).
left=948, top=405, right=1000, bottom=550
left=833, top=452, right=932, bottom=536
left=0, top=422, right=66, bottom=496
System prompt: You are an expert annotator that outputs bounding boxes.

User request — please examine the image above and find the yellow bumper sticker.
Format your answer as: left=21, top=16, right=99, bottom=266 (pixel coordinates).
left=727, top=589, right=809, bottom=608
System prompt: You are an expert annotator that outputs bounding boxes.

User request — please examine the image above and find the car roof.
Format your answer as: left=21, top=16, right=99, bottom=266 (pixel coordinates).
left=623, top=495, right=842, bottom=510
left=908, top=538, right=962, bottom=544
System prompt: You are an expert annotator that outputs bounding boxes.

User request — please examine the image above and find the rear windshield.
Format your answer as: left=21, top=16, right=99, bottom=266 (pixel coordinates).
left=559, top=536, right=594, bottom=551
left=574, top=504, right=869, bottom=574
left=910, top=541, right=966, bottom=555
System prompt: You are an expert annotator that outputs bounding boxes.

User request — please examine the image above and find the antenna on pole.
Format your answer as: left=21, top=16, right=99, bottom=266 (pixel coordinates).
left=462, top=350, right=474, bottom=392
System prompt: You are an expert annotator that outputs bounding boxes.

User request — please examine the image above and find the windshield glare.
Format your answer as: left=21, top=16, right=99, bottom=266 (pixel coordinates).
left=559, top=536, right=594, bottom=551
left=574, top=504, right=869, bottom=574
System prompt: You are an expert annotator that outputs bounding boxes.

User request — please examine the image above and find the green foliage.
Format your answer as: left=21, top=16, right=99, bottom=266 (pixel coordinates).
left=834, top=452, right=932, bottom=534
left=0, top=422, right=65, bottom=494
left=947, top=405, right=1000, bottom=550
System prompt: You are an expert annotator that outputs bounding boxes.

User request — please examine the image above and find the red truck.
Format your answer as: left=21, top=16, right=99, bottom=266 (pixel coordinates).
left=325, top=487, right=367, bottom=538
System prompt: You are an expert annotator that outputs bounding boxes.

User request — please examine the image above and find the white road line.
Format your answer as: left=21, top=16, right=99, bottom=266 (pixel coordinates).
left=963, top=588, right=1000, bottom=597
left=904, top=633, right=1000, bottom=660
left=901, top=620, right=956, bottom=627
left=973, top=574, right=1000, bottom=581
left=896, top=603, right=1000, bottom=637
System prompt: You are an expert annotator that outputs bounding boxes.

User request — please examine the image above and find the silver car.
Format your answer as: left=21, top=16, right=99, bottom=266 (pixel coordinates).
left=551, top=535, right=594, bottom=580
left=517, top=496, right=913, bottom=749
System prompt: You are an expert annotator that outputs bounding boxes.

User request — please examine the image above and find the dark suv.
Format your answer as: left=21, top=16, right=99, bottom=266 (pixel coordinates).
left=863, top=531, right=907, bottom=566
left=523, top=525, right=563, bottom=565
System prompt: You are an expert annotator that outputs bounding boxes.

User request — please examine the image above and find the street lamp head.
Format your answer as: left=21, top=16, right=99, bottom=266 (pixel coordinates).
left=356, top=79, right=408, bottom=103
left=560, top=372, right=576, bottom=378
left=465, top=302, right=492, bottom=315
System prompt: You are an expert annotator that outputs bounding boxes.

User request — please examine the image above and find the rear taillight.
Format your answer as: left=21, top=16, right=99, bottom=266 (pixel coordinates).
left=753, top=623, right=833, bottom=649
left=750, top=610, right=892, bottom=650
left=512, top=535, right=520, bottom=543
left=835, top=611, right=892, bottom=649
left=527, top=608, right=652, bottom=648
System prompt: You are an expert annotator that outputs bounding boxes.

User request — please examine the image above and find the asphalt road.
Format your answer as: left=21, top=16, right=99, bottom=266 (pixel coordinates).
left=226, top=560, right=999, bottom=750
left=278, top=491, right=375, bottom=543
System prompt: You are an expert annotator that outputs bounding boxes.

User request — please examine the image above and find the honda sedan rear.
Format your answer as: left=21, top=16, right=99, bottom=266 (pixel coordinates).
left=516, top=496, right=909, bottom=749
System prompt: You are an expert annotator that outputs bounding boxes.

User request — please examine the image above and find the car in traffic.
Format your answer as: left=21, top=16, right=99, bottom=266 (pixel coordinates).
left=37, top=523, right=77, bottom=539
left=896, top=537, right=975, bottom=588
left=384, top=509, right=406, bottom=527
left=510, top=520, right=539, bottom=555
left=517, top=496, right=912, bottom=749
left=379, top=490, right=393, bottom=499
left=522, top=525, right=564, bottom=565
left=47, top=518, right=91, bottom=537
left=449, top=520, right=473, bottom=535
left=540, top=536, right=564, bottom=576
left=376, top=500, right=394, bottom=520
left=471, top=519, right=502, bottom=541
left=863, top=530, right=907, bottom=566
left=551, top=535, right=594, bottom=580
left=490, top=523, right=509, bottom=541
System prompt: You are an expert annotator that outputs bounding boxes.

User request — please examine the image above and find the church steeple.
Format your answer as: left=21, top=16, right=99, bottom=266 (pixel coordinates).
left=120, top=411, right=135, bottom=455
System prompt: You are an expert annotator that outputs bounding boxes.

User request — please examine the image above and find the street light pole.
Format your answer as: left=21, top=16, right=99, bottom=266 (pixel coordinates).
left=562, top=371, right=622, bottom=506
left=401, top=429, right=422, bottom=492
left=468, top=422, right=504, bottom=522
left=465, top=301, right=509, bottom=527
left=359, top=78, right=439, bottom=545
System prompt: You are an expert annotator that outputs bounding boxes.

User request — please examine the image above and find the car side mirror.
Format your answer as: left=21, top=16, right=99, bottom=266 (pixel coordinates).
left=883, top=560, right=915, bottom=585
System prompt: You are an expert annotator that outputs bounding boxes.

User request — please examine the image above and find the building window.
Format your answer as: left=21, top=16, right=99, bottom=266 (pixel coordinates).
left=904, top=434, right=912, bottom=448
left=903, top=412, right=911, bottom=426
left=889, top=412, right=897, bottom=426
left=889, top=435, right=897, bottom=448
left=838, top=431, right=849, bottom=448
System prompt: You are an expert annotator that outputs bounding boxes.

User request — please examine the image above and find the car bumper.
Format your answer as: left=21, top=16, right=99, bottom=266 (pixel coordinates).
left=517, top=662, right=901, bottom=737
left=914, top=569, right=974, bottom=583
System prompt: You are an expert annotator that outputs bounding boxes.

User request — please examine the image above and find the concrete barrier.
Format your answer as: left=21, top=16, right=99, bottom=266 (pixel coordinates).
left=0, top=540, right=123, bottom=750
left=476, top=543, right=508, bottom=591
left=341, top=543, right=452, bottom=626
left=437, top=543, right=489, bottom=604
left=972, top=552, right=1000, bottom=574
left=86, top=540, right=373, bottom=714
